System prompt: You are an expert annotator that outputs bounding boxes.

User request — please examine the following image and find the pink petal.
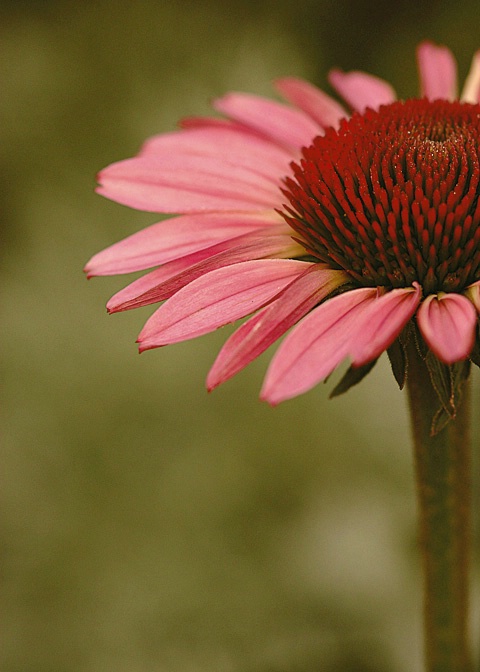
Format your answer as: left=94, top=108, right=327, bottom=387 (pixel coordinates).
left=328, top=69, right=396, bottom=113
left=138, top=259, right=311, bottom=350
left=96, top=153, right=283, bottom=213
left=206, top=266, right=350, bottom=389
left=261, top=287, right=378, bottom=405
left=275, top=77, right=348, bottom=130
left=417, top=293, right=477, bottom=364
left=84, top=211, right=282, bottom=276
left=350, top=284, right=422, bottom=366
left=107, top=251, right=222, bottom=311
left=461, top=51, right=480, bottom=102
left=417, top=41, right=458, bottom=101
left=141, top=125, right=291, bottom=176
left=213, top=92, right=321, bottom=150
left=107, top=228, right=301, bottom=312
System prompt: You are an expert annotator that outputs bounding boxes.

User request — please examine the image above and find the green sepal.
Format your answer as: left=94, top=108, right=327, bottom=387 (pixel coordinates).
left=387, top=322, right=415, bottom=390
left=407, top=323, right=471, bottom=435
left=329, top=359, right=378, bottom=398
left=425, top=351, right=455, bottom=416
left=469, top=337, right=480, bottom=368
left=413, top=322, right=429, bottom=359
left=387, top=338, right=407, bottom=389
left=424, top=352, right=471, bottom=436
left=431, top=406, right=454, bottom=435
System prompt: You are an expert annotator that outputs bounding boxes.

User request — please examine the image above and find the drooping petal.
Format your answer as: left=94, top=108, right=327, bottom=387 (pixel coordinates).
left=107, top=254, right=214, bottom=312
left=96, top=153, right=283, bottom=213
left=213, top=92, right=321, bottom=150
left=261, top=287, right=378, bottom=405
left=107, top=228, right=301, bottom=312
left=350, top=284, right=422, bottom=366
left=84, top=211, right=282, bottom=276
left=417, top=293, right=477, bottom=363
left=138, top=259, right=311, bottom=350
left=206, top=266, right=349, bottom=389
left=461, top=51, right=480, bottom=102
left=417, top=41, right=458, bottom=101
left=328, top=69, right=396, bottom=113
left=275, top=77, right=348, bottom=130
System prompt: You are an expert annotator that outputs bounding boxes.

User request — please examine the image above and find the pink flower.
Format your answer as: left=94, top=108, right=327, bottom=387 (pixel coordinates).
left=86, top=42, right=480, bottom=405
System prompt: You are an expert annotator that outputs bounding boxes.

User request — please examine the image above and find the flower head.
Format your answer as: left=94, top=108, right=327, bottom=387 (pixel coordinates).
left=86, top=42, right=480, bottom=410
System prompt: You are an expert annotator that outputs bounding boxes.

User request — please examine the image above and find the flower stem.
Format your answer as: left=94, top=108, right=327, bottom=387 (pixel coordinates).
left=405, top=339, right=472, bottom=672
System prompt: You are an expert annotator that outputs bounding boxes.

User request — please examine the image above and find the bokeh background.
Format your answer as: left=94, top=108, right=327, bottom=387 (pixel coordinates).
left=2, top=1, right=480, bottom=671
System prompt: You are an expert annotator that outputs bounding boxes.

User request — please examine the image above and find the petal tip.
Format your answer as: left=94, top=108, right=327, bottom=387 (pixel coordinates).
left=136, top=337, right=147, bottom=352
left=259, top=379, right=287, bottom=406
left=259, top=391, right=279, bottom=407
left=205, top=372, right=219, bottom=393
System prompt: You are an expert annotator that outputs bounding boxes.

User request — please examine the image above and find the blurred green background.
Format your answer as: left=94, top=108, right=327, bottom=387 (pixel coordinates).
left=2, top=1, right=480, bottom=671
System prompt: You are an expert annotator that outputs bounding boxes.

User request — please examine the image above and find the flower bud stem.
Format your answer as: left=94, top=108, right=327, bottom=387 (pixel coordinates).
left=406, top=339, right=472, bottom=672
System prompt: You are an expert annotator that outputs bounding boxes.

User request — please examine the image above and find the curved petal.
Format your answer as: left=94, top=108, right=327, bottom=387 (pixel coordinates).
left=138, top=259, right=311, bottom=350
left=417, top=41, right=457, bottom=101
left=328, top=69, right=396, bottom=113
left=275, top=77, right=348, bottom=130
left=213, top=92, right=321, bottom=150
left=206, top=266, right=350, bottom=389
left=417, top=293, right=477, bottom=363
left=107, top=256, right=210, bottom=312
left=84, top=211, right=282, bottom=276
left=261, top=287, right=378, bottom=405
left=350, top=284, right=422, bottom=366
left=96, top=153, right=283, bottom=213
left=107, top=228, right=301, bottom=312
left=461, top=50, right=480, bottom=103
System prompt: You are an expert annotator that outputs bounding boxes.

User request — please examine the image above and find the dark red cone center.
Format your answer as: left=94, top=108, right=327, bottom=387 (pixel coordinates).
left=282, top=99, right=480, bottom=293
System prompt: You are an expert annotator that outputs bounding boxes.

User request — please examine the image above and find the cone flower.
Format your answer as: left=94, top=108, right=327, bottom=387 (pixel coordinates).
left=86, top=42, right=480, bottom=412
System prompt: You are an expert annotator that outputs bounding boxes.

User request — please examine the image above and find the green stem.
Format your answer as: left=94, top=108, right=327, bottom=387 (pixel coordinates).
left=405, top=339, right=472, bottom=672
